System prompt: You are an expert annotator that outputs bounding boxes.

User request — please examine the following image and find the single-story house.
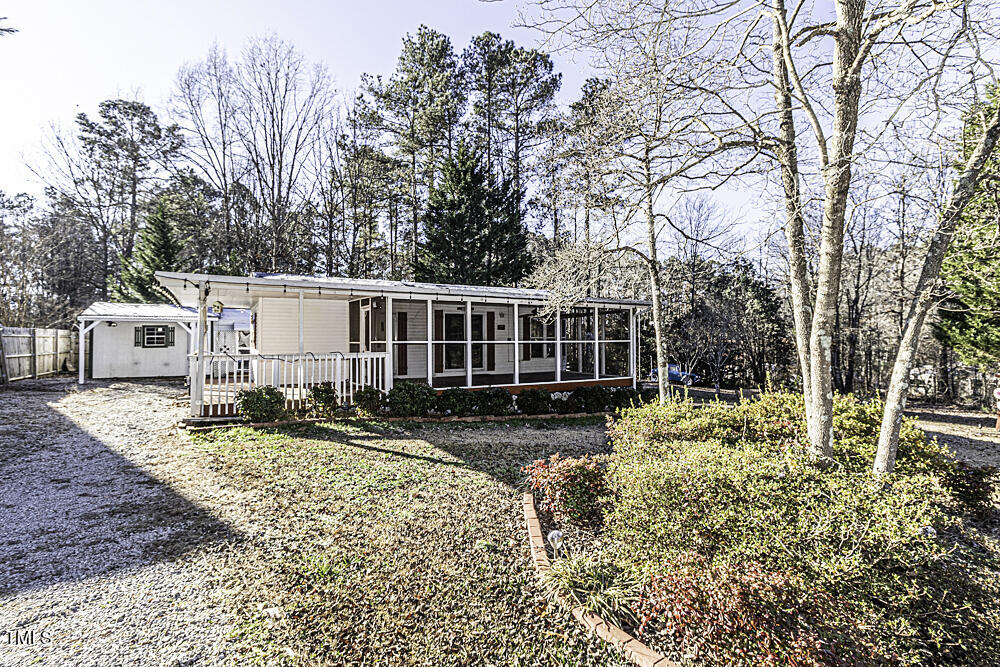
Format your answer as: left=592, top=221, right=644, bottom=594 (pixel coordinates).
left=77, top=302, right=250, bottom=382
left=152, top=271, right=649, bottom=418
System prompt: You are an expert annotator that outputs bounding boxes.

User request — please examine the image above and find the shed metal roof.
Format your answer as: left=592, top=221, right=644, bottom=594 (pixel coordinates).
left=78, top=302, right=209, bottom=321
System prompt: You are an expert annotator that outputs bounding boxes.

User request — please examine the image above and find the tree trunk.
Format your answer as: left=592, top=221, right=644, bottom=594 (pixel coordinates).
left=411, top=151, right=418, bottom=273
left=643, top=147, right=667, bottom=402
left=874, top=102, right=1000, bottom=474
left=770, top=4, right=814, bottom=411
left=804, top=0, right=864, bottom=461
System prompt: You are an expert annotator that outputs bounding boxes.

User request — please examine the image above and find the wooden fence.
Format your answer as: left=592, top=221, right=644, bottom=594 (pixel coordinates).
left=0, top=326, right=78, bottom=383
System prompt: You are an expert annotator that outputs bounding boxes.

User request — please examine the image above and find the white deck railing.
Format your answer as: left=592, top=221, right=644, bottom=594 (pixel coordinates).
left=190, top=351, right=387, bottom=418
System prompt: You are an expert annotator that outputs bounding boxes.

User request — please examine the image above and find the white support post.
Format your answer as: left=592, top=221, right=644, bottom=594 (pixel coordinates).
left=297, top=289, right=305, bottom=401
left=555, top=307, right=562, bottom=383
left=593, top=305, right=600, bottom=381
left=465, top=299, right=473, bottom=388
left=194, top=281, right=208, bottom=418
left=78, top=321, right=86, bottom=385
left=426, top=299, right=433, bottom=386
left=77, top=320, right=101, bottom=385
left=513, top=302, right=520, bottom=386
left=298, top=290, right=305, bottom=353
left=385, top=296, right=394, bottom=391
left=630, top=308, right=637, bottom=389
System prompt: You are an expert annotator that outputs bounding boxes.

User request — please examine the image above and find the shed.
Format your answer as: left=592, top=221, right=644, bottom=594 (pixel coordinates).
left=77, top=302, right=204, bottom=381
left=76, top=303, right=253, bottom=382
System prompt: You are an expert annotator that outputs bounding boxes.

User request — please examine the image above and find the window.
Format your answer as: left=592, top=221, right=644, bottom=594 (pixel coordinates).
left=529, top=318, right=555, bottom=358
left=136, top=325, right=173, bottom=348
left=444, top=313, right=464, bottom=341
left=443, top=313, right=466, bottom=370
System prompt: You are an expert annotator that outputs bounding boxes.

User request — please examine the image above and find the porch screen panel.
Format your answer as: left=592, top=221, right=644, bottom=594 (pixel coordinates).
left=599, top=308, right=629, bottom=340
left=556, top=306, right=595, bottom=382
left=349, top=300, right=361, bottom=353
left=391, top=299, right=429, bottom=384
left=370, top=297, right=386, bottom=353
left=469, top=303, right=514, bottom=387
left=599, top=343, right=630, bottom=378
left=517, top=305, right=556, bottom=383
left=598, top=307, right=631, bottom=378
left=560, top=306, right=594, bottom=341
left=431, top=300, right=466, bottom=388
left=560, top=342, right=595, bottom=380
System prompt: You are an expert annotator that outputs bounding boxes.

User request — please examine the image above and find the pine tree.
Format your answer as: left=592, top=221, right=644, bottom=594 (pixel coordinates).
left=113, top=197, right=182, bottom=303
left=417, top=144, right=532, bottom=286
left=936, top=91, right=1000, bottom=365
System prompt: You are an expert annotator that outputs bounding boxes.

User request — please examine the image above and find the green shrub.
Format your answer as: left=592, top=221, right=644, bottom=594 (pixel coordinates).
left=352, top=385, right=384, bottom=418
left=475, top=387, right=513, bottom=416
left=524, top=453, right=605, bottom=525
left=235, top=385, right=286, bottom=423
left=308, top=382, right=341, bottom=417
left=386, top=380, right=436, bottom=418
left=606, top=386, right=640, bottom=411
left=566, top=385, right=609, bottom=413
left=639, top=387, right=659, bottom=404
left=543, top=555, right=639, bottom=626
left=605, top=394, right=1000, bottom=663
left=633, top=554, right=871, bottom=666
left=436, top=387, right=476, bottom=417
left=944, top=463, right=998, bottom=516
left=516, top=388, right=553, bottom=415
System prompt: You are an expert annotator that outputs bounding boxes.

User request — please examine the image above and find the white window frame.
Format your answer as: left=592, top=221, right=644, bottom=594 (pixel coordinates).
left=142, top=325, right=168, bottom=348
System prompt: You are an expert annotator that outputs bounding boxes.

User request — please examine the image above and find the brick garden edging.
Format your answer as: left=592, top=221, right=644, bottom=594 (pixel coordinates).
left=522, top=493, right=676, bottom=667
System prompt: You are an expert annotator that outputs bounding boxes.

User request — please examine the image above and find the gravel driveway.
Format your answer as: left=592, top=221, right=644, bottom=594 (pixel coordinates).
left=0, top=379, right=242, bottom=667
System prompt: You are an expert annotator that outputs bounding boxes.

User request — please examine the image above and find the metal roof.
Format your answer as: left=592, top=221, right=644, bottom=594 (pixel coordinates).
left=216, top=307, right=252, bottom=331
left=78, top=302, right=210, bottom=322
left=154, top=271, right=651, bottom=306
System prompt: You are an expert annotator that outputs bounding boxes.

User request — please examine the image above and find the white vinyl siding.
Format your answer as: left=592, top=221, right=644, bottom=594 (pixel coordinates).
left=92, top=320, right=189, bottom=378
left=255, top=297, right=349, bottom=355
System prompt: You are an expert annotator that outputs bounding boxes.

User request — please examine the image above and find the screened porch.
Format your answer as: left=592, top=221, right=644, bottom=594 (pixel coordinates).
left=347, top=296, right=637, bottom=391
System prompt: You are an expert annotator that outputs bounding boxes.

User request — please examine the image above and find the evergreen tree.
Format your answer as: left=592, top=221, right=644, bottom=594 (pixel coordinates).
left=113, top=197, right=182, bottom=303
left=936, top=91, right=1000, bottom=365
left=366, top=26, right=467, bottom=274
left=417, top=144, right=532, bottom=286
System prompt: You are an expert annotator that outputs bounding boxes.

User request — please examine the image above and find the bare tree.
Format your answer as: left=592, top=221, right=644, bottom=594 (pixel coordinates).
left=523, top=0, right=1000, bottom=463
left=173, top=45, right=241, bottom=249
left=875, top=100, right=1000, bottom=473
left=233, top=35, right=332, bottom=271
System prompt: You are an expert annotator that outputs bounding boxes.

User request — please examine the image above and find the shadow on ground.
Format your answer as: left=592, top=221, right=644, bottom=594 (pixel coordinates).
left=0, top=380, right=237, bottom=598
left=292, top=417, right=611, bottom=487
left=906, top=407, right=997, bottom=429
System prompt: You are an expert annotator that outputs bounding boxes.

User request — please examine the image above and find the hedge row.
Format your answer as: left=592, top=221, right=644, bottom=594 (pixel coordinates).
left=322, top=380, right=650, bottom=419
left=235, top=381, right=653, bottom=422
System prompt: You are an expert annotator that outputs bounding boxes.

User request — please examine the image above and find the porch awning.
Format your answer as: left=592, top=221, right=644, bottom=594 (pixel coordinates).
left=154, top=271, right=652, bottom=310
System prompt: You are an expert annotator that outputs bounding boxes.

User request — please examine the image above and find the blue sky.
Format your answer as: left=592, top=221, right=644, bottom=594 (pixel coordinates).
left=0, top=0, right=592, bottom=197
